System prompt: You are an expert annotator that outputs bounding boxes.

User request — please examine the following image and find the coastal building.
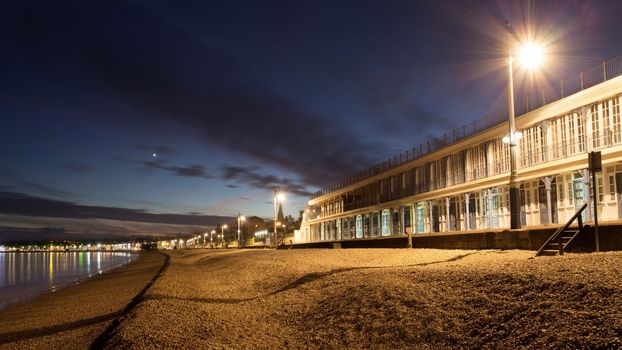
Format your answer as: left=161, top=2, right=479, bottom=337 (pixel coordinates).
left=297, top=57, right=622, bottom=244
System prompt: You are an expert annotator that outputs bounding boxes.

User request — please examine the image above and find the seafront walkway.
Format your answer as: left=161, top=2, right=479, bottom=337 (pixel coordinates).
left=1, top=249, right=622, bottom=349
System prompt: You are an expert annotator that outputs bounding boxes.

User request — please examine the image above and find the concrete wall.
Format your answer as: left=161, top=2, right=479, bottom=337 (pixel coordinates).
left=292, top=225, right=622, bottom=252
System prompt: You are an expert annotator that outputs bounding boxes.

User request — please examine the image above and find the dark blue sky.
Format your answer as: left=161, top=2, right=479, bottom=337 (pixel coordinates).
left=2, top=0, right=621, bottom=240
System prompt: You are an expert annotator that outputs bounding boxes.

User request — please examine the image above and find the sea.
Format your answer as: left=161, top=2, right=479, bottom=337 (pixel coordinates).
left=0, top=251, right=137, bottom=310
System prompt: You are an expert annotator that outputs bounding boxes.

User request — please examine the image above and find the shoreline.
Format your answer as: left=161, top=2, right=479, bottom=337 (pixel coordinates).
left=0, top=251, right=139, bottom=310
left=0, top=250, right=167, bottom=349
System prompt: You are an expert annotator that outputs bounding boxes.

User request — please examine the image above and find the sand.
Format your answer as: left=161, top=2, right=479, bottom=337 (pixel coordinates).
left=2, top=248, right=621, bottom=349
left=0, top=251, right=167, bottom=350
left=101, top=249, right=622, bottom=349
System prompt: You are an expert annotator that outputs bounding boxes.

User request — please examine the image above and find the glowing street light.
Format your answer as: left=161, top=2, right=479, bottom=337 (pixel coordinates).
left=504, top=21, right=546, bottom=230
left=237, top=214, right=246, bottom=248
left=273, top=191, right=285, bottom=247
left=221, top=224, right=228, bottom=248
left=518, top=42, right=545, bottom=70
left=210, top=230, right=216, bottom=247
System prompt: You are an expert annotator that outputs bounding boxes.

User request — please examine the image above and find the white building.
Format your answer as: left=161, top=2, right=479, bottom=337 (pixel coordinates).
left=299, top=57, right=622, bottom=243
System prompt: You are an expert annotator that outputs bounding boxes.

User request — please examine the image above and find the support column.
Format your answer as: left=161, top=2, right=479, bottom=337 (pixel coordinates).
left=542, top=176, right=554, bottom=224
left=487, top=188, right=493, bottom=228
left=445, top=197, right=451, bottom=232
left=464, top=193, right=470, bottom=230
left=428, top=200, right=434, bottom=233
left=400, top=206, right=405, bottom=235
left=407, top=205, right=413, bottom=248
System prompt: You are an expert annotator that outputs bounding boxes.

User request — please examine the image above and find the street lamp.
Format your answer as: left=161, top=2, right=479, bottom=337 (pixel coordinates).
left=210, top=229, right=216, bottom=247
left=273, top=191, right=285, bottom=246
left=504, top=21, right=545, bottom=230
left=221, top=224, right=227, bottom=248
left=237, top=214, right=246, bottom=248
left=203, top=233, right=208, bottom=247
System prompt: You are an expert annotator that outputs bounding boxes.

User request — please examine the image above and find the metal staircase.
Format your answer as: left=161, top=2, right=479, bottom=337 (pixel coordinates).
left=536, top=203, right=589, bottom=256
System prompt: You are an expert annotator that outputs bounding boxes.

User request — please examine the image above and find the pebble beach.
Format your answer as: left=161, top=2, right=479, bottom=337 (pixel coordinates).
left=1, top=248, right=622, bottom=349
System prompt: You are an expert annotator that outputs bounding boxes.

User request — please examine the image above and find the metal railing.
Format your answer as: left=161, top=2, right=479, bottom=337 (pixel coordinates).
left=311, top=55, right=622, bottom=200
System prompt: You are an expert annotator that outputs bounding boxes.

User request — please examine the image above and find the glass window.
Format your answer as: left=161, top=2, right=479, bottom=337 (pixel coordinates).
left=356, top=215, right=363, bottom=239
left=381, top=209, right=391, bottom=236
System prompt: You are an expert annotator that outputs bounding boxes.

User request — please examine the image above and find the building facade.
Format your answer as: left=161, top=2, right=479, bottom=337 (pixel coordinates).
left=297, top=68, right=622, bottom=243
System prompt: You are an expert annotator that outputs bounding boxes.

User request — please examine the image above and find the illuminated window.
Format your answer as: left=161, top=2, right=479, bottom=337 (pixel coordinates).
left=356, top=215, right=363, bottom=239
left=381, top=209, right=391, bottom=236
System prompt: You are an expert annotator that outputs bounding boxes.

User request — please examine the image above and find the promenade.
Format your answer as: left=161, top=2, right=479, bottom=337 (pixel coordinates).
left=2, top=249, right=622, bottom=349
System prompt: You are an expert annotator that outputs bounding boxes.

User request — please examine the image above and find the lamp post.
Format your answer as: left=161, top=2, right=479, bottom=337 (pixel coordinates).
left=221, top=224, right=227, bottom=248
left=203, top=233, right=208, bottom=247
left=210, top=229, right=215, bottom=247
left=505, top=21, right=522, bottom=230
left=503, top=22, right=544, bottom=230
left=237, top=214, right=246, bottom=248
left=273, top=191, right=285, bottom=246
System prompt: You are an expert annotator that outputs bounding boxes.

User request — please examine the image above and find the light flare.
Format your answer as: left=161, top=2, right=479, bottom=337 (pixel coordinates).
left=518, top=42, right=545, bottom=70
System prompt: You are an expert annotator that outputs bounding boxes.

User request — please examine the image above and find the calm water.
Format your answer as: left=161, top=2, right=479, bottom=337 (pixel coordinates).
left=0, top=251, right=137, bottom=309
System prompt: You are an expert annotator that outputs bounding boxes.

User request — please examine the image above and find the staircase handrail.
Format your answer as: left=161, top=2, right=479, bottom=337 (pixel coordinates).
left=536, top=202, right=588, bottom=256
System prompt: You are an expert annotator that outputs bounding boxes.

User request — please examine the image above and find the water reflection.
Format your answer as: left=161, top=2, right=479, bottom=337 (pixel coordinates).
left=0, top=252, right=136, bottom=309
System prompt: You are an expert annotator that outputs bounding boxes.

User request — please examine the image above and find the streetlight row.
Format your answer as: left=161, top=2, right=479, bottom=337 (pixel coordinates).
left=168, top=191, right=287, bottom=249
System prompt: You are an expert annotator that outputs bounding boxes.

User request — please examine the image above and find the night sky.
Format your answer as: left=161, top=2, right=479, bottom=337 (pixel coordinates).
left=2, top=0, right=622, bottom=241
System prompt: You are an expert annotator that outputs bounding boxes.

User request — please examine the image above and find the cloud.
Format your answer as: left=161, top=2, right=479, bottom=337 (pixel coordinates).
left=59, top=3, right=384, bottom=188
left=160, top=163, right=208, bottom=177
left=0, top=191, right=233, bottom=226
left=221, top=165, right=311, bottom=197
left=113, top=156, right=310, bottom=196
left=0, top=216, right=217, bottom=243
left=16, top=181, right=73, bottom=198
left=112, top=156, right=213, bottom=179
left=62, top=161, right=94, bottom=172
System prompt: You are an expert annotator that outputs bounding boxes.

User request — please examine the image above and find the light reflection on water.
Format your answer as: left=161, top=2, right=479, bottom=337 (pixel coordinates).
left=0, top=252, right=136, bottom=309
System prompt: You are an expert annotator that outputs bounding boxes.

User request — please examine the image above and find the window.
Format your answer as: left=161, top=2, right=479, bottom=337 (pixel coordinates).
left=613, top=97, right=621, bottom=144
left=592, top=104, right=601, bottom=149
left=337, top=219, right=341, bottom=239
left=467, top=144, right=487, bottom=180
left=520, top=125, right=545, bottom=166
left=603, top=101, right=611, bottom=146
left=491, top=139, right=510, bottom=174
left=610, top=175, right=615, bottom=201
left=356, top=215, right=363, bottom=239
left=381, top=209, right=391, bottom=236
